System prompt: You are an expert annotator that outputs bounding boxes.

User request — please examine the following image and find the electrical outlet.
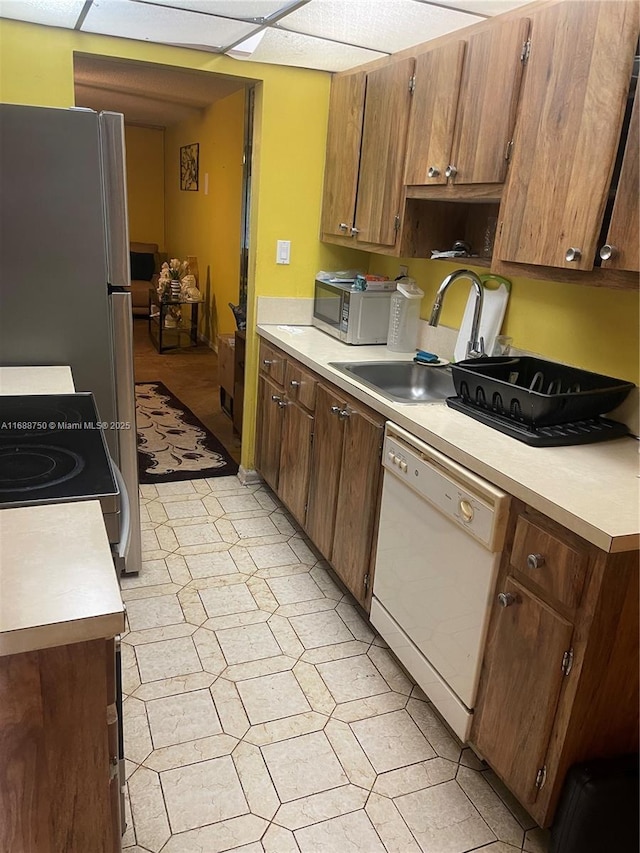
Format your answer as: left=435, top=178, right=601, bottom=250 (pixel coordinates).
left=399, top=265, right=409, bottom=277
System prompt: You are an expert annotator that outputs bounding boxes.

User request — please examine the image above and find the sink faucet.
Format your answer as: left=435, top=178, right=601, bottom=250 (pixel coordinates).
left=428, top=269, right=485, bottom=358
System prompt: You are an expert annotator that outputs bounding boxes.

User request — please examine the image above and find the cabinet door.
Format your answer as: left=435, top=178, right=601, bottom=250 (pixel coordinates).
left=600, top=92, right=639, bottom=272
left=471, top=577, right=573, bottom=807
left=305, top=385, right=345, bottom=560
left=404, top=41, right=466, bottom=186
left=355, top=57, right=415, bottom=246
left=331, top=406, right=383, bottom=608
left=321, top=71, right=366, bottom=239
left=495, top=1, right=639, bottom=270
left=278, top=401, right=314, bottom=526
left=255, top=375, right=284, bottom=493
left=451, top=17, right=530, bottom=184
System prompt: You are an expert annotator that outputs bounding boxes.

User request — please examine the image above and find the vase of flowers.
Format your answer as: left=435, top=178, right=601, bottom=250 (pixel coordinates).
left=159, top=258, right=190, bottom=300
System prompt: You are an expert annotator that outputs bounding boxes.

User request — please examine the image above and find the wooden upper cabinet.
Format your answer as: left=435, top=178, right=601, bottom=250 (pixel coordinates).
left=451, top=17, right=530, bottom=185
left=404, top=41, right=466, bottom=186
left=404, top=17, right=528, bottom=188
left=354, top=57, right=415, bottom=245
left=600, top=90, right=639, bottom=272
left=494, top=1, right=639, bottom=271
left=321, top=71, right=366, bottom=239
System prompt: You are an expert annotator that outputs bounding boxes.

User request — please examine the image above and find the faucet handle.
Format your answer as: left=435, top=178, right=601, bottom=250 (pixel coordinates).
left=466, top=335, right=486, bottom=359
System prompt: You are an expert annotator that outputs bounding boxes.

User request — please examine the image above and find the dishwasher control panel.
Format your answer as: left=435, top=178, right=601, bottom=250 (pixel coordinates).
left=383, top=431, right=508, bottom=550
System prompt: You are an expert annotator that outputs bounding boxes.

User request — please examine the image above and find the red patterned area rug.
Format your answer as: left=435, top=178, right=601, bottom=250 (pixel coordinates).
left=135, top=381, right=238, bottom=484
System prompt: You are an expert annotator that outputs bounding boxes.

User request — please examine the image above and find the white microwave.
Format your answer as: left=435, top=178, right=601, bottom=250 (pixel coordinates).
left=312, top=278, right=394, bottom=345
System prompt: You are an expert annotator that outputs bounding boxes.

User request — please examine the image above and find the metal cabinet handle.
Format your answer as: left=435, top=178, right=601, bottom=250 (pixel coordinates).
left=427, top=166, right=440, bottom=178
left=338, top=223, right=349, bottom=231
left=497, top=592, right=516, bottom=607
left=277, top=401, right=287, bottom=408
left=338, top=409, right=351, bottom=419
left=350, top=226, right=360, bottom=235
left=599, top=244, right=617, bottom=261
left=565, top=247, right=582, bottom=262
left=271, top=394, right=282, bottom=402
left=290, top=380, right=300, bottom=388
left=330, top=406, right=341, bottom=415
left=527, top=553, right=545, bottom=570
left=263, top=358, right=274, bottom=365
left=445, top=164, right=457, bottom=178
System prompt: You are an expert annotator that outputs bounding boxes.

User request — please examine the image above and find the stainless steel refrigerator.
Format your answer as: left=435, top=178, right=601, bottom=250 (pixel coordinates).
left=0, top=103, right=141, bottom=576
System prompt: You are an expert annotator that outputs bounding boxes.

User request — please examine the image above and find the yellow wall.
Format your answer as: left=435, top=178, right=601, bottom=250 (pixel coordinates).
left=0, top=17, right=365, bottom=468
left=163, top=89, right=244, bottom=342
left=124, top=125, right=165, bottom=248
left=1, top=17, right=637, bottom=467
left=370, top=257, right=640, bottom=384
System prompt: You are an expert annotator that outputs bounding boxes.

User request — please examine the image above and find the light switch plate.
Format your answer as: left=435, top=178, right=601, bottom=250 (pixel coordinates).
left=276, top=240, right=291, bottom=264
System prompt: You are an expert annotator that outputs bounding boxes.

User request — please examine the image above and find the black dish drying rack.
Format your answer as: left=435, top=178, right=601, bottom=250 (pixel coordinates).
left=448, top=357, right=634, bottom=446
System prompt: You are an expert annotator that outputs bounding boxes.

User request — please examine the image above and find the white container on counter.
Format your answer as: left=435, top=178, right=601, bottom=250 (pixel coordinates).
left=387, top=278, right=424, bottom=353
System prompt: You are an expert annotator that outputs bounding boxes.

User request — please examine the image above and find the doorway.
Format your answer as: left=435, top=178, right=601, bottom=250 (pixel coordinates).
left=73, top=55, right=257, bottom=465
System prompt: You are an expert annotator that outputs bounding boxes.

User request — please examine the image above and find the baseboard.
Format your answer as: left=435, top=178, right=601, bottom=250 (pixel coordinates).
left=237, top=466, right=262, bottom=485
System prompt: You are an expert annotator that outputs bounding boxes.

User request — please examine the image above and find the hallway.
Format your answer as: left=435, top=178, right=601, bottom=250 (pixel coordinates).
left=133, top=317, right=242, bottom=465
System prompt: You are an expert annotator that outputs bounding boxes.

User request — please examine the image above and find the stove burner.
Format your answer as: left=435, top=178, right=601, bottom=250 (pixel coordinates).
left=0, top=399, right=84, bottom=437
left=0, top=445, right=85, bottom=492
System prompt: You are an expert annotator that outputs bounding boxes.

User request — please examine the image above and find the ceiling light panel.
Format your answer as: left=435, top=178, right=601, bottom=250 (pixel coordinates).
left=136, top=0, right=298, bottom=21
left=0, top=0, right=86, bottom=28
left=279, top=0, right=482, bottom=53
left=230, top=27, right=386, bottom=72
left=81, top=0, right=259, bottom=50
left=422, top=0, right=533, bottom=16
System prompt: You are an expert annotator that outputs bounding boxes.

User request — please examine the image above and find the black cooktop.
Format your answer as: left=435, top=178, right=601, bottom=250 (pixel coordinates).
left=0, top=393, right=118, bottom=508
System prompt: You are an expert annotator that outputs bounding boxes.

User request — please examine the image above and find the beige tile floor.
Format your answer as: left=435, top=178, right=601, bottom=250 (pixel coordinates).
left=122, top=475, right=551, bottom=853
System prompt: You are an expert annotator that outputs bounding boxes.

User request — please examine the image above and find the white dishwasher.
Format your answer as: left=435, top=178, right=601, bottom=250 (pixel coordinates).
left=370, top=423, right=510, bottom=742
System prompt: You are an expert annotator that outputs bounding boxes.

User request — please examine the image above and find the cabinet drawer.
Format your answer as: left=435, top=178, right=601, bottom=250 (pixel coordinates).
left=510, top=512, right=590, bottom=609
left=285, top=361, right=317, bottom=411
left=259, top=341, right=286, bottom=386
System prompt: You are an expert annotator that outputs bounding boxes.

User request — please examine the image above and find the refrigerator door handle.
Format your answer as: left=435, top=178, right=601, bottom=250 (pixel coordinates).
left=99, top=111, right=130, bottom=288
left=110, top=460, right=131, bottom=558
left=110, top=290, right=141, bottom=575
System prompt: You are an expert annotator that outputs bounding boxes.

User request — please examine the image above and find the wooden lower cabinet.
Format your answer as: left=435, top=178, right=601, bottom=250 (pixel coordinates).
left=306, top=383, right=384, bottom=608
left=471, top=504, right=639, bottom=827
left=305, top=385, right=346, bottom=560
left=256, top=343, right=385, bottom=611
left=331, top=405, right=384, bottom=607
left=471, top=577, right=573, bottom=806
left=278, top=400, right=313, bottom=526
left=0, top=638, right=121, bottom=852
left=255, top=374, right=285, bottom=492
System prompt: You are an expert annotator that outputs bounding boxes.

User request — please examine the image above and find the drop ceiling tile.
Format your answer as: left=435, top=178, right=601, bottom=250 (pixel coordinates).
left=137, top=0, right=298, bottom=20
left=423, top=0, right=533, bottom=17
left=81, top=0, right=259, bottom=51
left=230, top=27, right=386, bottom=72
left=0, top=0, right=86, bottom=28
left=279, top=0, right=482, bottom=53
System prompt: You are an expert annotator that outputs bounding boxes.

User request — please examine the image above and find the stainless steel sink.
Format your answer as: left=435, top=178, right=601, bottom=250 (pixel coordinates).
left=329, top=360, right=456, bottom=404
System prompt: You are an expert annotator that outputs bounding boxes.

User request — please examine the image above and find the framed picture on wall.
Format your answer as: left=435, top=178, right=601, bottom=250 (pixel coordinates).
left=180, top=143, right=199, bottom=191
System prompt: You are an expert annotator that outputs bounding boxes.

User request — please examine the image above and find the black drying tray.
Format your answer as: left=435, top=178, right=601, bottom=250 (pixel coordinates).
left=450, top=356, right=634, bottom=427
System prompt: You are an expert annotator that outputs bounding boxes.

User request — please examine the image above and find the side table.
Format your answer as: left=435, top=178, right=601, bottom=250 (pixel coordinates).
left=148, top=288, right=203, bottom=353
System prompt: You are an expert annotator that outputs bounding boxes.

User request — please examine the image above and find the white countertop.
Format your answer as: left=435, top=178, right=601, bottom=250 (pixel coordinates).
left=0, top=366, right=125, bottom=656
left=257, top=325, right=640, bottom=553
